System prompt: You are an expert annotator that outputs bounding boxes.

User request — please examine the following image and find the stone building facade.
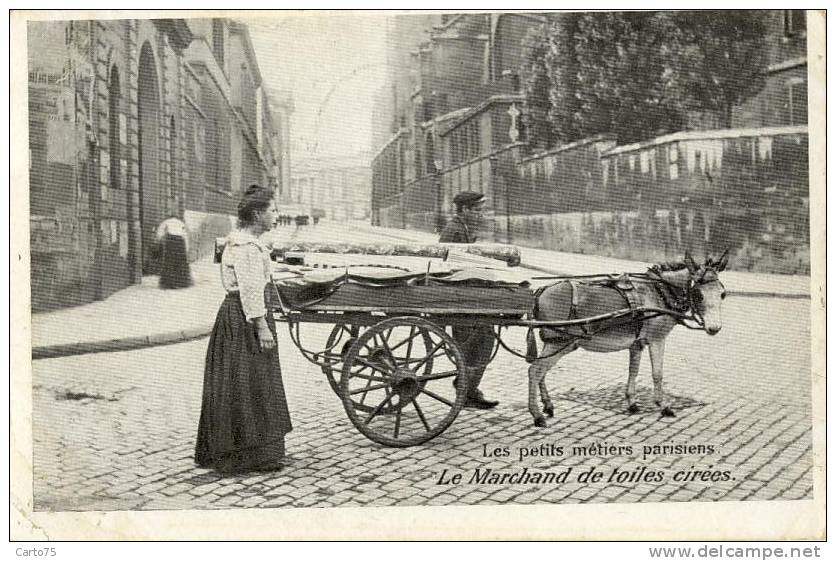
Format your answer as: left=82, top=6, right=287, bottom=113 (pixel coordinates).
left=369, top=11, right=811, bottom=274
left=28, top=17, right=291, bottom=311
left=734, top=10, right=808, bottom=128
left=370, top=13, right=543, bottom=226
left=266, top=88, right=295, bottom=203
left=372, top=11, right=810, bottom=227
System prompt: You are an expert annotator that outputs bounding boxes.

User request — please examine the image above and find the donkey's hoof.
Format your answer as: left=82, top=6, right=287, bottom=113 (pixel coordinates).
left=543, top=405, right=554, bottom=418
left=660, top=407, right=676, bottom=418
left=533, top=416, right=547, bottom=428
left=627, top=403, right=640, bottom=414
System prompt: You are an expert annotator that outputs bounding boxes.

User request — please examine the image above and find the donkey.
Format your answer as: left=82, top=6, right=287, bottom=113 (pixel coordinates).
left=527, top=251, right=728, bottom=427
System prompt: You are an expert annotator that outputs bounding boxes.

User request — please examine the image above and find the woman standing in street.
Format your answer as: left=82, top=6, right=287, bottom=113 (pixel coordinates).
left=195, top=184, right=292, bottom=474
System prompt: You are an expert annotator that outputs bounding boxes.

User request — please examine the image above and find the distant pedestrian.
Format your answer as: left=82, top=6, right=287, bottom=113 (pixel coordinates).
left=156, top=215, right=192, bottom=289
left=440, top=191, right=499, bottom=409
left=195, top=184, right=292, bottom=475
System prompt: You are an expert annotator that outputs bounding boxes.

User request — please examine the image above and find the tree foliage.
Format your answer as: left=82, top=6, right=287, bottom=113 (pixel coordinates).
left=519, top=10, right=768, bottom=147
left=545, top=13, right=582, bottom=143
left=520, top=21, right=554, bottom=149
left=670, top=11, right=767, bottom=127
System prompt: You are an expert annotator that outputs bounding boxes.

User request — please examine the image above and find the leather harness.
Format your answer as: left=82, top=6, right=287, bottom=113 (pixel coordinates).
left=536, top=275, right=652, bottom=345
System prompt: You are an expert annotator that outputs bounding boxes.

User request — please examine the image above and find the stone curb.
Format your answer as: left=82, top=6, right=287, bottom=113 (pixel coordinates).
left=521, top=261, right=810, bottom=300
left=31, top=326, right=212, bottom=360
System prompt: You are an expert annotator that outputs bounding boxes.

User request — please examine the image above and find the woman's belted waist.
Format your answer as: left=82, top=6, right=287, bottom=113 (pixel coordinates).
left=223, top=287, right=276, bottom=311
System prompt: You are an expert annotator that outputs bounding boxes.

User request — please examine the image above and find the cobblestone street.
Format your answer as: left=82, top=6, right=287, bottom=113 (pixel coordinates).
left=17, top=9, right=823, bottom=545
left=32, top=287, right=813, bottom=511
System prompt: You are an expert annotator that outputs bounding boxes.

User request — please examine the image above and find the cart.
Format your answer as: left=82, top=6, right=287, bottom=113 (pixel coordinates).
left=269, top=252, right=702, bottom=448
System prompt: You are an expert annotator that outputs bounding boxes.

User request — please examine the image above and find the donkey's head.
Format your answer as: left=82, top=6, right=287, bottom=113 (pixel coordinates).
left=683, top=250, right=729, bottom=335
left=652, top=251, right=729, bottom=335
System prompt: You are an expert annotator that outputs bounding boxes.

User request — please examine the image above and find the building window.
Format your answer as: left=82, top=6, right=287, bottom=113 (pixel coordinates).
left=784, top=10, right=806, bottom=36
left=194, top=120, right=205, bottom=163
left=108, top=66, right=121, bottom=189
left=787, top=79, right=808, bottom=125
left=668, top=143, right=679, bottom=180
left=169, top=116, right=177, bottom=198
left=212, top=20, right=225, bottom=70
left=470, top=121, right=480, bottom=158
left=205, top=110, right=231, bottom=192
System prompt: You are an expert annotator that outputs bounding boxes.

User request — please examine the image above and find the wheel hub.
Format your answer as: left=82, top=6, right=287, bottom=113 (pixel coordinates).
left=391, top=368, right=420, bottom=401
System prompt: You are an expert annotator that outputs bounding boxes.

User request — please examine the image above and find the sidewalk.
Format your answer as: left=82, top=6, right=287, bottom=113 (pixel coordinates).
left=31, top=256, right=225, bottom=359
left=31, top=221, right=810, bottom=359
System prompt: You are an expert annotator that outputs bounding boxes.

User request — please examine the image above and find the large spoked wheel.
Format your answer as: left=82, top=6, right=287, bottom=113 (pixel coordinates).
left=340, top=317, right=467, bottom=447
left=321, top=324, right=362, bottom=397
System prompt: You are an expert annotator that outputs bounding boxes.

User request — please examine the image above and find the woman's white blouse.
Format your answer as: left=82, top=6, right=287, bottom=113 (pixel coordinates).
left=221, top=230, right=272, bottom=321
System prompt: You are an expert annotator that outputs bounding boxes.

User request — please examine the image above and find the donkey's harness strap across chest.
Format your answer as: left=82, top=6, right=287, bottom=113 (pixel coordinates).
left=606, top=274, right=647, bottom=342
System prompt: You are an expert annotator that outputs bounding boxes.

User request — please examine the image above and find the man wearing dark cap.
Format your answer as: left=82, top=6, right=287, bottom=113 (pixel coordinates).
left=440, top=191, right=485, bottom=243
left=440, top=191, right=499, bottom=409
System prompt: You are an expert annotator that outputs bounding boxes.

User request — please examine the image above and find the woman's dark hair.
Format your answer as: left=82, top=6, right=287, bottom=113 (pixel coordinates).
left=237, top=184, right=274, bottom=227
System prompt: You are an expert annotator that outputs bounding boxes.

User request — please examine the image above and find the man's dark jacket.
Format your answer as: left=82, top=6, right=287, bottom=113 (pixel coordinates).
left=439, top=216, right=475, bottom=244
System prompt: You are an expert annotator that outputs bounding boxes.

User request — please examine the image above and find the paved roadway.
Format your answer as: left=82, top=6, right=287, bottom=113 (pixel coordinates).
left=31, top=226, right=813, bottom=511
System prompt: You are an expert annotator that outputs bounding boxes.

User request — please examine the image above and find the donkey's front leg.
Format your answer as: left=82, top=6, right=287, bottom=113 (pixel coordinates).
left=528, top=340, right=572, bottom=428
left=648, top=340, right=675, bottom=417
left=626, top=341, right=644, bottom=414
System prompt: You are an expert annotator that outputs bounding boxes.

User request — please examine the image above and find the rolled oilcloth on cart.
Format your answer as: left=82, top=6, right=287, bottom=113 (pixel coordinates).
left=264, top=241, right=522, bottom=266
left=268, top=241, right=449, bottom=260
left=441, top=243, right=522, bottom=267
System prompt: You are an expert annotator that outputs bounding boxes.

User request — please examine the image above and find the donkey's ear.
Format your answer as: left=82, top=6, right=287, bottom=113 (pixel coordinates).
left=716, top=248, right=730, bottom=272
left=684, top=251, right=698, bottom=273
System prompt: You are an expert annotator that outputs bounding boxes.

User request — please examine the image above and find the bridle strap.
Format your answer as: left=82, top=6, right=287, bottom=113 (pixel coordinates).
left=686, top=280, right=705, bottom=327
left=649, top=272, right=707, bottom=329
left=687, top=278, right=724, bottom=329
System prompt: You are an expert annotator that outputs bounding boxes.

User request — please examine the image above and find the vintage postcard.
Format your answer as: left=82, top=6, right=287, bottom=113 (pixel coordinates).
left=10, top=9, right=825, bottom=540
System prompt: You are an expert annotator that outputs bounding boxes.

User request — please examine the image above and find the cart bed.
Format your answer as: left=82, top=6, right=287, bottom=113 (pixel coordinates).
left=296, top=284, right=533, bottom=315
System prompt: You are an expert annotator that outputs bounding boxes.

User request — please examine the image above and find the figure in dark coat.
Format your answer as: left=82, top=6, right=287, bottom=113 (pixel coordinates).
left=440, top=191, right=499, bottom=410
left=156, top=216, right=193, bottom=289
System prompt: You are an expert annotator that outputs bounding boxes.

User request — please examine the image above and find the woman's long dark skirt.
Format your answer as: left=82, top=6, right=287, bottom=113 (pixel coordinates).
left=159, top=234, right=193, bottom=289
left=195, top=292, right=292, bottom=474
